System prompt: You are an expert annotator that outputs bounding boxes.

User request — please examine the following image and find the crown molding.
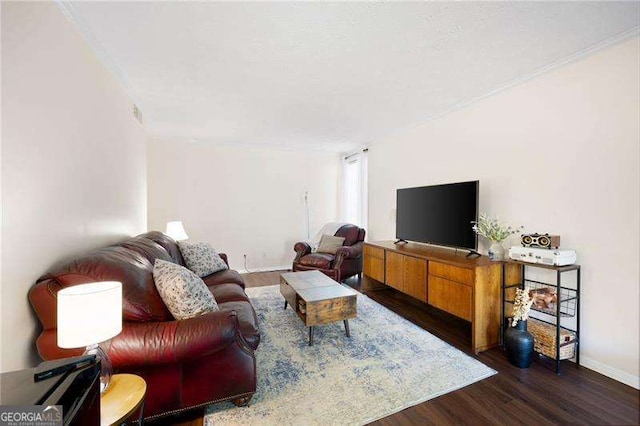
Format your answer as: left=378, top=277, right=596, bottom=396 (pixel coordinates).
left=55, top=0, right=140, bottom=108
left=369, top=26, right=640, bottom=147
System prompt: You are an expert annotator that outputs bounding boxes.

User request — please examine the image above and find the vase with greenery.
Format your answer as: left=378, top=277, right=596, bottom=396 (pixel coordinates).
left=471, top=213, right=523, bottom=260
left=505, top=287, right=535, bottom=368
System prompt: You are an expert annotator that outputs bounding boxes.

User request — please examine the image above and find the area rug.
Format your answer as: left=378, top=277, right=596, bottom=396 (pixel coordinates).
left=205, top=285, right=496, bottom=425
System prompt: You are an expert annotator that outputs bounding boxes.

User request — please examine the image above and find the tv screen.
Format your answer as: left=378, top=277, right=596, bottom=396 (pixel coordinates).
left=396, top=180, right=479, bottom=250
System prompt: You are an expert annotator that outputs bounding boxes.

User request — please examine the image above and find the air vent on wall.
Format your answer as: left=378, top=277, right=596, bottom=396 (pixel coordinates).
left=133, top=104, right=143, bottom=124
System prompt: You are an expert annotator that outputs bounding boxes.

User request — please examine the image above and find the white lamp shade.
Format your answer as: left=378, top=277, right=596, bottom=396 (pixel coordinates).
left=166, top=221, right=189, bottom=241
left=57, top=281, right=122, bottom=349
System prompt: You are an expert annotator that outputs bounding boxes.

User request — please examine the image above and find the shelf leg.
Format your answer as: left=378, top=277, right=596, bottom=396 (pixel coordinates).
left=284, top=300, right=288, bottom=310
left=344, top=320, right=351, bottom=338
left=309, top=326, right=314, bottom=346
left=501, top=263, right=505, bottom=348
left=576, top=268, right=581, bottom=369
left=556, top=269, right=561, bottom=375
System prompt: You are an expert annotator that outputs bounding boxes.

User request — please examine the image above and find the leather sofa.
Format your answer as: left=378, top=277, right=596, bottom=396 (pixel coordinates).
left=292, top=224, right=365, bottom=282
left=29, top=231, right=259, bottom=421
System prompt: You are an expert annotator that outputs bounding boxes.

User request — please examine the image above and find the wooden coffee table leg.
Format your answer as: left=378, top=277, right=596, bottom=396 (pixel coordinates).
left=309, top=326, right=314, bottom=346
left=344, top=320, right=351, bottom=338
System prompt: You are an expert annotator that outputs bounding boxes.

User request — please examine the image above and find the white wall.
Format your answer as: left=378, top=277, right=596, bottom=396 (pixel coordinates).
left=1, top=2, right=147, bottom=372
left=147, top=138, right=340, bottom=271
left=368, top=37, right=640, bottom=388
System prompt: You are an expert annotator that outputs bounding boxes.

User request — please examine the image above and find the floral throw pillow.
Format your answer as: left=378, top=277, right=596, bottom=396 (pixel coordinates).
left=177, top=241, right=228, bottom=277
left=153, top=259, right=219, bottom=320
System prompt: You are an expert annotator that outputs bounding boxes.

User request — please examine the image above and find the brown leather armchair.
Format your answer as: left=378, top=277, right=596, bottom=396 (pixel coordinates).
left=292, top=224, right=365, bottom=282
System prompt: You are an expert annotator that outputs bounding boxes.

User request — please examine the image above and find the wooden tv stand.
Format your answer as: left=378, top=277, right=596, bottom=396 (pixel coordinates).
left=363, top=241, right=502, bottom=353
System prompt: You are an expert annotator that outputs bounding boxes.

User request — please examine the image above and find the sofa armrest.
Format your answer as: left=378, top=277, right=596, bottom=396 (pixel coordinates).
left=293, top=242, right=312, bottom=262
left=35, top=310, right=250, bottom=369
left=106, top=310, right=249, bottom=369
left=218, top=253, right=229, bottom=267
left=333, top=242, right=364, bottom=269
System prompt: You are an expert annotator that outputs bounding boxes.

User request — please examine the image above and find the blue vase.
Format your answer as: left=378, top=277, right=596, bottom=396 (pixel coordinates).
left=505, top=320, right=534, bottom=368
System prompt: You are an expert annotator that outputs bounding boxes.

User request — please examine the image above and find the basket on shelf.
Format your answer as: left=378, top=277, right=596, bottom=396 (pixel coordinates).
left=528, top=318, right=576, bottom=360
left=526, top=280, right=577, bottom=317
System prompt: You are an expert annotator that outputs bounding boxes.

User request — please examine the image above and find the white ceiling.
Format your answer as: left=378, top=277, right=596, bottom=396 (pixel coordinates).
left=65, top=1, right=639, bottom=152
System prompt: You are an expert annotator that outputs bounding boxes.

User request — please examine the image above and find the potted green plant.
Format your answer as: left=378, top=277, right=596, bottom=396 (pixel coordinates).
left=471, top=213, right=523, bottom=260
left=505, top=287, right=535, bottom=368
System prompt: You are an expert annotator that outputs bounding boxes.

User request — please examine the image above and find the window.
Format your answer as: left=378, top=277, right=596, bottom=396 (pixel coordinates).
left=342, top=148, right=368, bottom=231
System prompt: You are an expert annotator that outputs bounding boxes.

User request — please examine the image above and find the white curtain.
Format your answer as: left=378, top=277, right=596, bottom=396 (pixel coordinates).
left=360, top=148, right=368, bottom=233
left=341, top=148, right=368, bottom=232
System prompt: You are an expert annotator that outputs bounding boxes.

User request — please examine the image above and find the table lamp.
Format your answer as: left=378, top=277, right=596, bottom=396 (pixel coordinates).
left=166, top=221, right=189, bottom=241
left=57, top=281, right=122, bottom=393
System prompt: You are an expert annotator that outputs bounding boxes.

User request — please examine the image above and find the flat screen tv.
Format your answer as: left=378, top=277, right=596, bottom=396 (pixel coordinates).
left=396, top=180, right=479, bottom=251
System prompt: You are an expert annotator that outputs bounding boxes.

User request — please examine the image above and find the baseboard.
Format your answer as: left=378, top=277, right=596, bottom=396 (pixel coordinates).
left=237, top=265, right=290, bottom=274
left=580, top=356, right=639, bottom=389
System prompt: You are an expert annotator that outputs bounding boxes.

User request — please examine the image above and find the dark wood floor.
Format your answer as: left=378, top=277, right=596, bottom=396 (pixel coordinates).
left=156, top=270, right=640, bottom=426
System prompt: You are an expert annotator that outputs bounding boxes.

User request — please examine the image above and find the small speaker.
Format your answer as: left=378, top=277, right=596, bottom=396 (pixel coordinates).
left=521, top=233, right=560, bottom=249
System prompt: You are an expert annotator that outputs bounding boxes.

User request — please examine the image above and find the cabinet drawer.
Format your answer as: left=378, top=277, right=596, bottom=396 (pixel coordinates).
left=364, top=244, right=385, bottom=260
left=429, top=261, right=474, bottom=286
left=385, top=251, right=404, bottom=291
left=363, top=256, right=385, bottom=282
left=428, top=275, right=472, bottom=321
left=403, top=256, right=427, bottom=302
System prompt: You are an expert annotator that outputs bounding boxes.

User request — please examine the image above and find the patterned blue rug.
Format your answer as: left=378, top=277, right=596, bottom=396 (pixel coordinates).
left=205, top=285, right=496, bottom=425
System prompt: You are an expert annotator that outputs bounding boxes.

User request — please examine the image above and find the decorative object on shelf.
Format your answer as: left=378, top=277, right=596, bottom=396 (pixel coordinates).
left=521, top=233, right=561, bottom=249
left=488, top=242, right=505, bottom=262
left=505, top=287, right=534, bottom=368
left=505, top=320, right=535, bottom=368
left=529, top=287, right=558, bottom=310
left=510, top=286, right=533, bottom=326
left=528, top=318, right=576, bottom=360
left=508, top=246, right=577, bottom=266
left=57, top=281, right=122, bottom=393
left=471, top=213, right=523, bottom=261
left=165, top=220, right=189, bottom=241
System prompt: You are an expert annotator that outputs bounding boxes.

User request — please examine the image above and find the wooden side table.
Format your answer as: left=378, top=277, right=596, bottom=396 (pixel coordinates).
left=101, top=374, right=147, bottom=426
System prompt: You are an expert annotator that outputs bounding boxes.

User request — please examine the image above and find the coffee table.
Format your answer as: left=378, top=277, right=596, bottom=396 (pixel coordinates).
left=280, top=270, right=357, bottom=346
